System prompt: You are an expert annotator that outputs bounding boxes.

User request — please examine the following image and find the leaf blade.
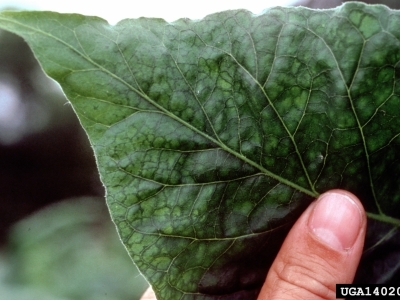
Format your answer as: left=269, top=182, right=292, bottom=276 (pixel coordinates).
left=1, top=3, right=400, bottom=298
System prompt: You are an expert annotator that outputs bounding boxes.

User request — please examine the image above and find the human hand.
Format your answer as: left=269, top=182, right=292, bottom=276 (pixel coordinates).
left=141, top=189, right=366, bottom=300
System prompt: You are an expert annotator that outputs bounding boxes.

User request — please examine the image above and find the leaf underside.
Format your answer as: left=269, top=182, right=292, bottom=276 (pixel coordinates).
left=1, top=2, right=400, bottom=299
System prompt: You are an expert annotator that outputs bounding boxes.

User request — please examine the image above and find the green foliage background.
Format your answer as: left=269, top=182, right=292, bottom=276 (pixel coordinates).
left=0, top=198, right=149, bottom=300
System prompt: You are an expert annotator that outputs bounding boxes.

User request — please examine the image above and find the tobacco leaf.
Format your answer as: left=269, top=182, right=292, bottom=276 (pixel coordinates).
left=1, top=3, right=399, bottom=298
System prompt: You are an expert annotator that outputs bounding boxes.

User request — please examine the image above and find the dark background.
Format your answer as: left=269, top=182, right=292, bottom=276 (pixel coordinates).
left=0, top=28, right=104, bottom=246
left=0, top=18, right=150, bottom=299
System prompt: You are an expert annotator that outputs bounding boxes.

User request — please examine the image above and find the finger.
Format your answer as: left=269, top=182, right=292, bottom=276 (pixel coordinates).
left=258, top=189, right=367, bottom=300
left=140, top=287, right=156, bottom=300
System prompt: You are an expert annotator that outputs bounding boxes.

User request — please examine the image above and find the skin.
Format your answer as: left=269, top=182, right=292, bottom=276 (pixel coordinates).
left=141, top=189, right=367, bottom=300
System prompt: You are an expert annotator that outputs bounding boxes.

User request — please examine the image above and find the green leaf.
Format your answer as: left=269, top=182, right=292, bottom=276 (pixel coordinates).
left=4, top=198, right=149, bottom=300
left=1, top=2, right=399, bottom=298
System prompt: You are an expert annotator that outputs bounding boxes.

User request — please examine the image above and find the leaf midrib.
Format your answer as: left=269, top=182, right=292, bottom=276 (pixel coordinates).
left=0, top=14, right=318, bottom=198
left=3, top=13, right=400, bottom=228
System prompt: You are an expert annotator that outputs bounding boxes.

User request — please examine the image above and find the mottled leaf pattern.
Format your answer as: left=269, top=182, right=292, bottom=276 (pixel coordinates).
left=1, top=3, right=400, bottom=299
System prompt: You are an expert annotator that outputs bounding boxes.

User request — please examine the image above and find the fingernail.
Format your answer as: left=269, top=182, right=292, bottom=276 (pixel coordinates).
left=308, top=191, right=362, bottom=251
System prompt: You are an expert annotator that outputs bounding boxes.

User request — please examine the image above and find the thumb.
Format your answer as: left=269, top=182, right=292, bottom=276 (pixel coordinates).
left=258, top=189, right=366, bottom=300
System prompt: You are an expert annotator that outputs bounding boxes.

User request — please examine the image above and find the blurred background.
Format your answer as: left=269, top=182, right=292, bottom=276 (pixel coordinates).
left=0, top=0, right=399, bottom=299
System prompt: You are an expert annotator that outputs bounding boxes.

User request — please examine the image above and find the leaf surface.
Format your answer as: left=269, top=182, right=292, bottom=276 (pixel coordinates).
left=1, top=3, right=400, bottom=298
